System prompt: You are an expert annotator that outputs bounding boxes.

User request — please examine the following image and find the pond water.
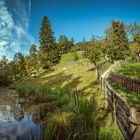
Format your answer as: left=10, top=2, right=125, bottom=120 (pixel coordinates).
left=0, top=88, right=42, bottom=140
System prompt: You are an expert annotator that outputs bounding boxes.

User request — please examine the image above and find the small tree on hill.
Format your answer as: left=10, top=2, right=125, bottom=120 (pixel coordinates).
left=127, top=22, right=140, bottom=61
left=88, top=41, right=103, bottom=67
left=13, top=52, right=26, bottom=80
left=25, top=44, right=39, bottom=76
left=58, top=35, right=73, bottom=54
left=130, top=42, right=140, bottom=61
left=87, top=40, right=103, bottom=78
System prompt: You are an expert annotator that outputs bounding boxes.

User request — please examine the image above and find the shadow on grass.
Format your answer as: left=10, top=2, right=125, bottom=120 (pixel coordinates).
left=38, top=71, right=81, bottom=90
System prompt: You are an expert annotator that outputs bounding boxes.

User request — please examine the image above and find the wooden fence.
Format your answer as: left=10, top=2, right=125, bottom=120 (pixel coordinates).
left=110, top=71, right=140, bottom=94
left=98, top=73, right=140, bottom=140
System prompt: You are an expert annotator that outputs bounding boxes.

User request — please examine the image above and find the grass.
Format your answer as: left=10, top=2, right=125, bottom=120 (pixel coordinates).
left=16, top=84, right=99, bottom=139
left=114, top=62, right=140, bottom=79
left=16, top=84, right=123, bottom=140
left=25, top=64, right=97, bottom=94
left=59, top=51, right=87, bottom=65
left=108, top=62, right=140, bottom=109
left=108, top=79, right=140, bottom=109
left=16, top=55, right=124, bottom=140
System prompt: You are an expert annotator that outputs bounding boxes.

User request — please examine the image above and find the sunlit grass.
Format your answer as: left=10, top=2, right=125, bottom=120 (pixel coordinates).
left=108, top=79, right=140, bottom=109
left=17, top=60, right=124, bottom=140
left=114, top=62, right=140, bottom=79
left=59, top=51, right=86, bottom=64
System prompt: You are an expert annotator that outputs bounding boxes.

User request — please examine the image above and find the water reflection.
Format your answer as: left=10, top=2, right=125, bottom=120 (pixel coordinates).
left=0, top=88, right=42, bottom=140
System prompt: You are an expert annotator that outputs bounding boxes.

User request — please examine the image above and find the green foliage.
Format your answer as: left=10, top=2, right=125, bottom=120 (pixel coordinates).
left=16, top=84, right=99, bottom=140
left=25, top=44, right=39, bottom=76
left=39, top=16, right=60, bottom=69
left=0, top=56, right=12, bottom=86
left=71, top=47, right=79, bottom=61
left=13, top=52, right=27, bottom=80
left=16, top=83, right=123, bottom=140
left=129, top=42, right=140, bottom=61
left=127, top=23, right=140, bottom=61
left=105, top=20, right=129, bottom=61
left=127, top=22, right=140, bottom=41
left=73, top=52, right=79, bottom=61
left=58, top=35, right=73, bottom=54
left=86, top=39, right=103, bottom=66
left=0, top=56, right=9, bottom=77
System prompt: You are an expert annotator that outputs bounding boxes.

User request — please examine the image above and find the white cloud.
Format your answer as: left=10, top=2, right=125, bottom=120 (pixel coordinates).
left=0, top=41, right=8, bottom=57
left=0, top=0, right=35, bottom=60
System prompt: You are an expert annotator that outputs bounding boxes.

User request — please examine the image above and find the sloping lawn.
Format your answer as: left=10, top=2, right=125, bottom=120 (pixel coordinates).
left=114, top=62, right=140, bottom=79
left=108, top=79, right=140, bottom=109
left=23, top=63, right=123, bottom=140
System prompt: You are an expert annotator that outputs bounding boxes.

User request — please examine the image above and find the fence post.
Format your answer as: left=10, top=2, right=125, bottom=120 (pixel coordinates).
left=130, top=107, right=140, bottom=140
left=113, top=92, right=117, bottom=125
left=132, top=126, right=140, bottom=140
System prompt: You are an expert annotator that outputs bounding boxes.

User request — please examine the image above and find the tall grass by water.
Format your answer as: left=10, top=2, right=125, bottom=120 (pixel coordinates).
left=16, top=84, right=123, bottom=140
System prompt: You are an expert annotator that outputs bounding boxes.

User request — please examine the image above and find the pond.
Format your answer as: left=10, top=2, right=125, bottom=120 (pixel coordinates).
left=0, top=88, right=42, bottom=140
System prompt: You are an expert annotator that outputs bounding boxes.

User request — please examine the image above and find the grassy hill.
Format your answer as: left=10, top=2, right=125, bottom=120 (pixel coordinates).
left=59, top=51, right=91, bottom=65
left=18, top=53, right=123, bottom=140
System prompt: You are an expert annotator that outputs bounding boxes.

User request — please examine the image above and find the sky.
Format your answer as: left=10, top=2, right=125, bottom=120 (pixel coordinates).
left=0, top=0, right=140, bottom=59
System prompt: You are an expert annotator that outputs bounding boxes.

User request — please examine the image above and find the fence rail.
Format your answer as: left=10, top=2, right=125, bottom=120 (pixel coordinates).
left=97, top=60, right=140, bottom=140
left=110, top=71, right=140, bottom=94
left=98, top=73, right=140, bottom=140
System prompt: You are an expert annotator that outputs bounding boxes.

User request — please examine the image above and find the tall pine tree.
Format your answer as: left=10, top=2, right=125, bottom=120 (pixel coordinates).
left=39, top=16, right=59, bottom=69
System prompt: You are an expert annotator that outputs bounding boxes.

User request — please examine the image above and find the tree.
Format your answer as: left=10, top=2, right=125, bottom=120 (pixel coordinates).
left=71, top=37, right=74, bottom=45
left=13, top=52, right=26, bottom=80
left=105, top=20, right=129, bottom=61
left=127, top=22, right=140, bottom=41
left=0, top=56, right=12, bottom=86
left=129, top=42, right=140, bottom=61
left=0, top=56, right=9, bottom=77
left=86, top=40, right=103, bottom=79
left=127, top=22, right=140, bottom=61
left=58, top=35, right=73, bottom=54
left=39, top=16, right=59, bottom=69
left=30, top=44, right=38, bottom=58
left=87, top=41, right=103, bottom=67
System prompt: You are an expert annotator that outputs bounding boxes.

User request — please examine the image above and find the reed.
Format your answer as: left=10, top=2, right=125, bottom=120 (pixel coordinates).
left=16, top=84, right=123, bottom=140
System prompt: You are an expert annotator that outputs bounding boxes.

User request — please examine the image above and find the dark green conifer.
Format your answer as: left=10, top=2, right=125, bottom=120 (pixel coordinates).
left=39, top=16, right=59, bottom=69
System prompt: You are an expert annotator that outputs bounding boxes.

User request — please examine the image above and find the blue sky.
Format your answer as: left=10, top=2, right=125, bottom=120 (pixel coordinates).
left=30, top=0, right=140, bottom=42
left=0, top=0, right=140, bottom=58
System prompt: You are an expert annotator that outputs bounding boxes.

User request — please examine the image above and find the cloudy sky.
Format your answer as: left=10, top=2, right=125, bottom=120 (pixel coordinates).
left=0, top=0, right=34, bottom=59
left=0, top=0, right=140, bottom=59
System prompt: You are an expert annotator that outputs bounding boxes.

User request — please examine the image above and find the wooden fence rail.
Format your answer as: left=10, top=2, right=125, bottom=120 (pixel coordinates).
left=98, top=72, right=140, bottom=140
left=110, top=71, right=140, bottom=94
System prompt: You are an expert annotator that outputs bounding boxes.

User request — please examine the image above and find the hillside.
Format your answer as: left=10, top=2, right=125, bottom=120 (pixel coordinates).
left=22, top=53, right=123, bottom=140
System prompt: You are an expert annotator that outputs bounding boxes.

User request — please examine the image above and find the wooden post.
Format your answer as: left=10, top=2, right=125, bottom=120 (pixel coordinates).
left=132, top=126, right=140, bottom=140
left=113, top=92, right=117, bottom=125
left=130, top=107, right=140, bottom=140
